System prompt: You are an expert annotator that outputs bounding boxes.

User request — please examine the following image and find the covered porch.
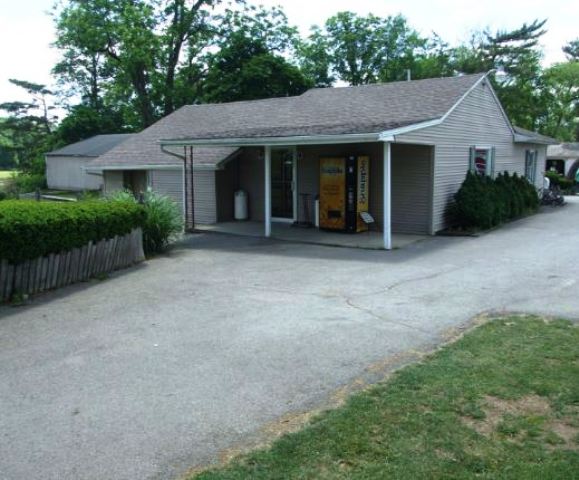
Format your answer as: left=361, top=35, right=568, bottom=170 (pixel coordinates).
left=195, top=221, right=428, bottom=250
left=164, top=136, right=435, bottom=250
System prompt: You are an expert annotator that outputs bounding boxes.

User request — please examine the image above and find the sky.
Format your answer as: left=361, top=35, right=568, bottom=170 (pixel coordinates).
left=0, top=0, right=577, bottom=114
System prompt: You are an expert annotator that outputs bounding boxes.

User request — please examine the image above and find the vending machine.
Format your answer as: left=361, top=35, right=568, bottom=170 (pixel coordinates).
left=319, top=155, right=370, bottom=233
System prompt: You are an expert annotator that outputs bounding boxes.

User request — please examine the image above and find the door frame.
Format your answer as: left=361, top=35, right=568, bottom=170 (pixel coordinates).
left=271, top=146, right=298, bottom=223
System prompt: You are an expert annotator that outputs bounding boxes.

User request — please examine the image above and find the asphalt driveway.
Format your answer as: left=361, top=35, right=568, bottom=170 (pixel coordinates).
left=1, top=199, right=578, bottom=480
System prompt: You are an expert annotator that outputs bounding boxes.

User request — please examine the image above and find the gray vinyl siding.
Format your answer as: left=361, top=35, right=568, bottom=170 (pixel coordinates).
left=193, top=170, right=217, bottom=224
left=397, top=81, right=536, bottom=232
left=215, top=161, right=237, bottom=222
left=391, top=144, right=433, bottom=234
left=298, top=143, right=432, bottom=234
left=214, top=149, right=264, bottom=222
left=215, top=143, right=433, bottom=234
left=149, top=169, right=184, bottom=215
left=46, top=156, right=103, bottom=191
left=103, top=171, right=123, bottom=193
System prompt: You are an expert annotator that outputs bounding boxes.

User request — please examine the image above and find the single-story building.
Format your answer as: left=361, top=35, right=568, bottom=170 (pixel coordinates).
left=46, top=134, right=135, bottom=191
left=546, top=143, right=579, bottom=178
left=89, top=72, right=556, bottom=249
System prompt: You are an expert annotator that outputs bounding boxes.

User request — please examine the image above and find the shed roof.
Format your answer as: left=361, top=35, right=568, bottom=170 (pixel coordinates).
left=547, top=143, right=579, bottom=159
left=512, top=126, right=558, bottom=145
left=46, top=134, right=136, bottom=157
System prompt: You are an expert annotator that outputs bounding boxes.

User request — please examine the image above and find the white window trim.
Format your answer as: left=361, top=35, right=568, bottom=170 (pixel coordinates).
left=525, top=149, right=538, bottom=183
left=470, top=146, right=495, bottom=177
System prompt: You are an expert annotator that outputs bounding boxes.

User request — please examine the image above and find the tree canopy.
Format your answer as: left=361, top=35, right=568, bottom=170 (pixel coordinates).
left=0, top=2, right=577, bottom=178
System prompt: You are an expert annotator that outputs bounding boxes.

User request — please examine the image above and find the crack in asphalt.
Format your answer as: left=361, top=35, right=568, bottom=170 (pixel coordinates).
left=342, top=296, right=435, bottom=337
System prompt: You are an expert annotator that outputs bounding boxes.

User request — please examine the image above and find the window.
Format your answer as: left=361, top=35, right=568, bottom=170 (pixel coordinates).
left=469, top=146, right=495, bottom=176
left=525, top=150, right=538, bottom=183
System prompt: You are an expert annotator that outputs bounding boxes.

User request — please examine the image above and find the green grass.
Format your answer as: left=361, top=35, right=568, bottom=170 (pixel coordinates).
left=0, top=170, right=16, bottom=189
left=194, top=316, right=579, bottom=479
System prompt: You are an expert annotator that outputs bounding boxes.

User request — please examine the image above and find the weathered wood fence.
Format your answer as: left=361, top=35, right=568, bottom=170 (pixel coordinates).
left=0, top=228, right=144, bottom=303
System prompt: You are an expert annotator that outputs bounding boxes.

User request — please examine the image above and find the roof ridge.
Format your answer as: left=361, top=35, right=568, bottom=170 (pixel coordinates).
left=303, top=72, right=486, bottom=94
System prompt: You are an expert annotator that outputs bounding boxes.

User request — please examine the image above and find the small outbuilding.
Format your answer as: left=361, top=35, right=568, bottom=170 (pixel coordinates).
left=45, top=134, right=135, bottom=191
left=546, top=143, right=579, bottom=178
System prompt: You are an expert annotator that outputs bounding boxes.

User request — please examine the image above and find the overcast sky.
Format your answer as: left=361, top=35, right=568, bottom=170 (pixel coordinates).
left=0, top=0, right=577, bottom=111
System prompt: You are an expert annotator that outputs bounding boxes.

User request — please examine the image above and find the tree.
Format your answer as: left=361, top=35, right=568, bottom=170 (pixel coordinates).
left=53, top=0, right=220, bottom=129
left=297, top=12, right=451, bottom=86
left=410, top=33, right=455, bottom=80
left=563, top=39, right=579, bottom=61
left=537, top=62, right=579, bottom=140
left=0, top=79, right=57, bottom=174
left=202, top=34, right=312, bottom=103
left=451, top=20, right=547, bottom=129
left=296, top=27, right=335, bottom=87
left=52, top=105, right=129, bottom=146
left=201, top=5, right=311, bottom=102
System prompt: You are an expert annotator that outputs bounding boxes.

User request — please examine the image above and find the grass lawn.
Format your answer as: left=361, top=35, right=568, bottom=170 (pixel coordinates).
left=194, top=316, right=579, bottom=479
left=0, top=170, right=15, bottom=188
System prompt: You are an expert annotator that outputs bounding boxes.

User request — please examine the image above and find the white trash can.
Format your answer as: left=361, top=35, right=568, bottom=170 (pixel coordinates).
left=234, top=190, right=248, bottom=220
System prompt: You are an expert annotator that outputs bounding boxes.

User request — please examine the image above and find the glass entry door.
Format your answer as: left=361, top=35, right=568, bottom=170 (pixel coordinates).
left=271, top=148, right=295, bottom=220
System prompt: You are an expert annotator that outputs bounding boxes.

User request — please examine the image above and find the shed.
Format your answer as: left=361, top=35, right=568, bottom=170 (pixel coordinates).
left=45, top=134, right=135, bottom=191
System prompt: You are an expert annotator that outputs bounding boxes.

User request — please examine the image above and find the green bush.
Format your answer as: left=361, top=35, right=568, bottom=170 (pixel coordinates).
left=0, top=200, right=145, bottom=263
left=0, top=191, right=6, bottom=201
left=108, top=189, right=183, bottom=255
left=451, top=171, right=539, bottom=230
left=545, top=171, right=575, bottom=191
left=14, top=173, right=47, bottom=193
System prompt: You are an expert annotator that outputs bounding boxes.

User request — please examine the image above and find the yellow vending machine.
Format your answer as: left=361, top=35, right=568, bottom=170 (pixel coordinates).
left=319, top=155, right=370, bottom=233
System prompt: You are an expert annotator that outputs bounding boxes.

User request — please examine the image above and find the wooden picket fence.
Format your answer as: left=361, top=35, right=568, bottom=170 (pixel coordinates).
left=0, top=228, right=144, bottom=303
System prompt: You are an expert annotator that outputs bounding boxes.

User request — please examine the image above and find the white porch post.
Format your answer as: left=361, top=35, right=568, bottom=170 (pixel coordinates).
left=264, top=145, right=272, bottom=237
left=383, top=141, right=392, bottom=250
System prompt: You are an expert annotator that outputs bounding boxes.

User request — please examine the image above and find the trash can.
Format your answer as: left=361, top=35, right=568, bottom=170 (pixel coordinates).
left=234, top=190, right=248, bottom=220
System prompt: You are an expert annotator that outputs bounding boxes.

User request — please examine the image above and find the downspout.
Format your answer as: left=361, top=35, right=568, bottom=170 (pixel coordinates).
left=189, top=146, right=195, bottom=230
left=160, top=144, right=193, bottom=230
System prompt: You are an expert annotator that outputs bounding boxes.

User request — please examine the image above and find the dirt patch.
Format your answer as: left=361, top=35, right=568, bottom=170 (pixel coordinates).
left=549, top=422, right=579, bottom=449
left=461, top=394, right=578, bottom=450
left=462, top=394, right=551, bottom=437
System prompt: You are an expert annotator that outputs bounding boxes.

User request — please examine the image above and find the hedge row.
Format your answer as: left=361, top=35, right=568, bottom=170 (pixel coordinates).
left=451, top=171, right=539, bottom=230
left=0, top=200, right=146, bottom=263
left=545, top=171, right=575, bottom=191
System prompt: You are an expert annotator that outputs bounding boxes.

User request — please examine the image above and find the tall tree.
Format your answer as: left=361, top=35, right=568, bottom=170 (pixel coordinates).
left=296, top=27, right=335, bottom=88
left=452, top=20, right=547, bottom=129
left=53, top=0, right=220, bottom=129
left=297, top=12, right=450, bottom=86
left=537, top=61, right=579, bottom=140
left=201, top=5, right=311, bottom=102
left=563, top=39, right=579, bottom=61
left=0, top=80, right=57, bottom=174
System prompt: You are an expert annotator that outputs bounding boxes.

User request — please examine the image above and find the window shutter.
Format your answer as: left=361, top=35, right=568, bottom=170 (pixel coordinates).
left=525, top=150, right=530, bottom=179
left=488, top=147, right=496, bottom=177
left=533, top=150, right=538, bottom=183
left=469, top=146, right=476, bottom=172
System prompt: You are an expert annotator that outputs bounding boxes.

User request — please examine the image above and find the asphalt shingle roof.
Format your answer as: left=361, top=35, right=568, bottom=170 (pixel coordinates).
left=513, top=126, right=558, bottom=145
left=46, top=134, right=136, bottom=157
left=92, top=73, right=487, bottom=169
left=547, top=143, right=579, bottom=159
